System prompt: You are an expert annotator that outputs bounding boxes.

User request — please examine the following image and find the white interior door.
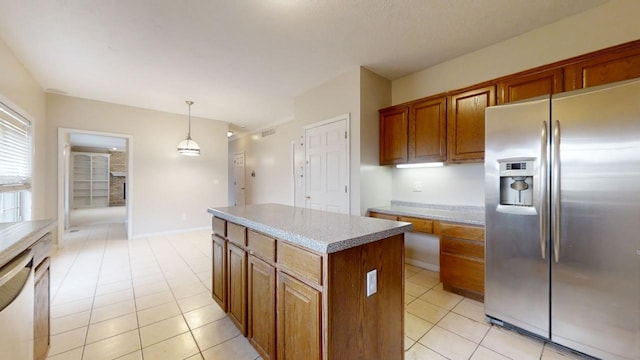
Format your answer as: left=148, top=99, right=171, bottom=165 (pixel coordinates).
left=233, top=153, right=246, bottom=206
left=304, top=115, right=349, bottom=214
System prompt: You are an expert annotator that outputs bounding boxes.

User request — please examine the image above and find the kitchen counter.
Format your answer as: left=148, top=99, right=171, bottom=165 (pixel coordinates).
left=0, top=219, right=56, bottom=268
left=208, top=203, right=407, bottom=359
left=207, top=203, right=412, bottom=253
left=368, top=200, right=485, bottom=226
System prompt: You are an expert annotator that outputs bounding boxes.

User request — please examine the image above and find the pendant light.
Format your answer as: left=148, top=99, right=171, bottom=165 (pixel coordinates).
left=177, top=100, right=200, bottom=156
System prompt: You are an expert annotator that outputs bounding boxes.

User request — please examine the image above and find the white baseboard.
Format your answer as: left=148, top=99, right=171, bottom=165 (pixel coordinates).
left=132, top=226, right=210, bottom=239
left=405, top=258, right=440, bottom=272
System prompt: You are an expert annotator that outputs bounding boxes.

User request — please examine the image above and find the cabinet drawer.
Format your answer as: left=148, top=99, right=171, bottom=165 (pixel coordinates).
left=440, top=253, right=484, bottom=294
left=213, top=217, right=226, bottom=238
left=31, top=233, right=53, bottom=268
left=227, top=222, right=247, bottom=246
left=248, top=230, right=276, bottom=263
left=398, top=216, right=433, bottom=234
left=441, top=237, right=484, bottom=259
left=277, top=241, right=322, bottom=286
left=369, top=212, right=398, bottom=221
left=439, top=223, right=484, bottom=241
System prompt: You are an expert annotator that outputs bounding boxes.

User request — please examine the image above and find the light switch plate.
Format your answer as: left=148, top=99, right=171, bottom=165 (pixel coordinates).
left=366, top=269, right=377, bottom=297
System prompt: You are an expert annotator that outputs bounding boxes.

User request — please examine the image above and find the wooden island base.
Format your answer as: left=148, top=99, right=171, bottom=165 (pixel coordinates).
left=209, top=204, right=408, bottom=360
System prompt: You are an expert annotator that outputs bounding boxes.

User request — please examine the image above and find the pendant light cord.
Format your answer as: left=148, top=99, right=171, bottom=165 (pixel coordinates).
left=186, top=100, right=193, bottom=140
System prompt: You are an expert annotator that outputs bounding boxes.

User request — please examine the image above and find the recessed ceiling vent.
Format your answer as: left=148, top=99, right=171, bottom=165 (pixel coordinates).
left=261, top=129, right=276, bottom=138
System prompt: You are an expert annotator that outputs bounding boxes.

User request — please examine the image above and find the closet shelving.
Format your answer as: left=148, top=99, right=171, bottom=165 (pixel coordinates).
left=71, top=152, right=111, bottom=208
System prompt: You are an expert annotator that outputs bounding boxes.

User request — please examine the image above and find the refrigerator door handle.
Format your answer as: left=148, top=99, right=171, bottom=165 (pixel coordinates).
left=540, top=121, right=548, bottom=260
left=552, top=120, right=561, bottom=263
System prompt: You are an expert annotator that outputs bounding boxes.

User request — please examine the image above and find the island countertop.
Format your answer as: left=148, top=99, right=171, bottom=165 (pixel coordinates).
left=207, top=203, right=412, bottom=253
left=0, top=219, right=56, bottom=268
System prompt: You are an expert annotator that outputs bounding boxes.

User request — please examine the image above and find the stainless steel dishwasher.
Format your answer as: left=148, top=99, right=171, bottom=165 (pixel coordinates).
left=0, top=249, right=34, bottom=360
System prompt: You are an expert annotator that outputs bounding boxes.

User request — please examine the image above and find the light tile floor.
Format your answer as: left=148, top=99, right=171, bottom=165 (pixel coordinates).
left=47, top=221, right=588, bottom=359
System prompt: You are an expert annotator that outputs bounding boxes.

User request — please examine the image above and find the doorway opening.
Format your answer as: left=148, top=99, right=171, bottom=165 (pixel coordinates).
left=232, top=153, right=246, bottom=207
left=57, top=128, right=134, bottom=245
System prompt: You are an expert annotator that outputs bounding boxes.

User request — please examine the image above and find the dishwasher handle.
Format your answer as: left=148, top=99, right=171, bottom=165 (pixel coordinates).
left=0, top=250, right=34, bottom=312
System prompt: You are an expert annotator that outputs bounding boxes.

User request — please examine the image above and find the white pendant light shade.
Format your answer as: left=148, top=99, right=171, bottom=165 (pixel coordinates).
left=177, top=138, right=200, bottom=156
left=178, top=100, right=200, bottom=156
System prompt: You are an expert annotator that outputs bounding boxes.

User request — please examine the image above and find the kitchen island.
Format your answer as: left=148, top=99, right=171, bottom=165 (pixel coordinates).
left=207, top=204, right=411, bottom=360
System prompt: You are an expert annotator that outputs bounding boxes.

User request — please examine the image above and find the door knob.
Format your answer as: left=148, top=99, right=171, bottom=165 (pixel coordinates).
left=305, top=195, right=311, bottom=199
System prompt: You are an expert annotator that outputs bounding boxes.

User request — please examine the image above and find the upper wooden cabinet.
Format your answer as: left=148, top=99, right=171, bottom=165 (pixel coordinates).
left=379, top=95, right=446, bottom=165
left=447, top=85, right=495, bottom=163
left=410, top=96, right=447, bottom=162
left=380, top=40, right=640, bottom=165
left=498, top=68, right=564, bottom=104
left=565, top=44, right=640, bottom=91
left=379, top=106, right=409, bottom=165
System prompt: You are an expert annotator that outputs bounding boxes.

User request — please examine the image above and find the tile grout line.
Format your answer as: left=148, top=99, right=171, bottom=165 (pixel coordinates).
left=81, top=224, right=113, bottom=359
left=147, top=234, right=204, bottom=359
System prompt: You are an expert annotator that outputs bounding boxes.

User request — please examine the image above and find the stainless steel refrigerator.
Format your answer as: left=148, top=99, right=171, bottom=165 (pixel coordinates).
left=484, top=79, right=640, bottom=360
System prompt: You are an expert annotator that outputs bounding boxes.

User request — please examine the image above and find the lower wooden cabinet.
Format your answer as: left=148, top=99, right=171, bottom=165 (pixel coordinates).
left=248, top=256, right=276, bottom=360
left=211, top=234, right=227, bottom=311
left=34, top=257, right=50, bottom=360
left=277, top=272, right=321, bottom=360
left=439, top=222, right=485, bottom=302
left=227, top=242, right=247, bottom=335
left=369, top=211, right=435, bottom=234
left=211, top=216, right=404, bottom=359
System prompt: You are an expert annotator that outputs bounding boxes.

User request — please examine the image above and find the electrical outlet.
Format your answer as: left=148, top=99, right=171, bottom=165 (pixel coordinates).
left=366, top=269, right=377, bottom=297
left=413, top=182, right=423, bottom=192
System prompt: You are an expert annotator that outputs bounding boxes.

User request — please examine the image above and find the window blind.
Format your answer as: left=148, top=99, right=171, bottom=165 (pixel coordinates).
left=0, top=101, right=32, bottom=192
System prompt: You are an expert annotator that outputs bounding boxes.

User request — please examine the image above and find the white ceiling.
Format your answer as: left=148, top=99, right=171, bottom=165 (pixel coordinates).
left=0, top=0, right=606, bottom=132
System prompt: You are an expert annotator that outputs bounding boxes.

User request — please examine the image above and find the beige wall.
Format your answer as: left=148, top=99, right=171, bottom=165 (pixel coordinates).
left=46, top=94, right=229, bottom=237
left=230, top=67, right=393, bottom=216
left=228, top=120, right=299, bottom=206
left=359, top=68, right=392, bottom=215
left=0, top=38, right=47, bottom=219
left=391, top=0, right=640, bottom=208
left=230, top=68, right=364, bottom=214
left=393, top=0, right=640, bottom=103
left=294, top=68, right=362, bottom=214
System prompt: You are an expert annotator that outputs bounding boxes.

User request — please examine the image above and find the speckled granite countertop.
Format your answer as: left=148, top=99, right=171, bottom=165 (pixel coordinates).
left=207, top=203, right=412, bottom=253
left=368, top=201, right=485, bottom=226
left=0, top=219, right=56, bottom=268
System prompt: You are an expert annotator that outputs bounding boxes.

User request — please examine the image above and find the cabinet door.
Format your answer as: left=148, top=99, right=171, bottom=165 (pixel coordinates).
left=227, top=242, right=247, bottom=335
left=447, top=86, right=495, bottom=163
left=248, top=256, right=276, bottom=360
left=440, top=252, right=484, bottom=299
left=439, top=223, right=485, bottom=302
left=565, top=45, right=640, bottom=90
left=409, top=97, right=446, bottom=162
left=34, top=258, right=50, bottom=360
left=211, top=235, right=227, bottom=311
left=498, top=68, right=563, bottom=104
left=379, top=106, right=409, bottom=165
left=277, top=272, right=321, bottom=360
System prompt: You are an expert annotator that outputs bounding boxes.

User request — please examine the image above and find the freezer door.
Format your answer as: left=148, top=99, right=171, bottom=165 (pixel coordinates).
left=551, top=79, right=640, bottom=360
left=484, top=97, right=551, bottom=338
